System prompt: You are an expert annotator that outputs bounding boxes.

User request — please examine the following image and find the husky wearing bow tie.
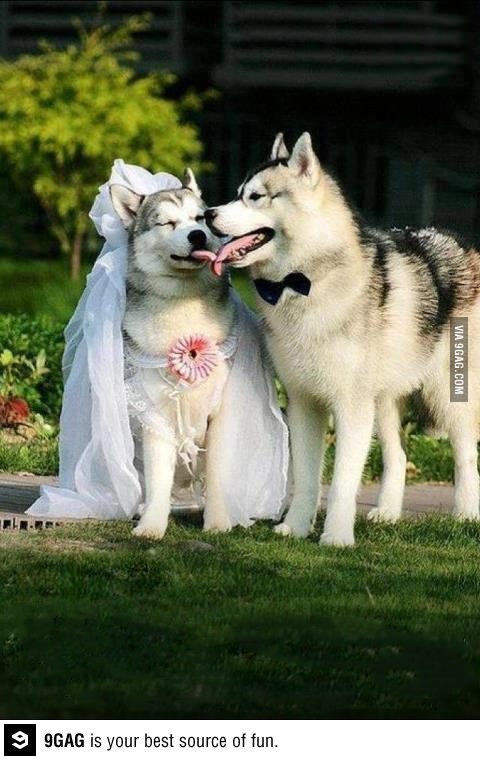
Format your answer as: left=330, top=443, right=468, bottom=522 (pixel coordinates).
left=205, top=132, right=480, bottom=546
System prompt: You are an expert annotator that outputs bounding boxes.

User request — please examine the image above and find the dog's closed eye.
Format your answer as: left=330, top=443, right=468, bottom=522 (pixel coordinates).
left=155, top=221, right=175, bottom=228
left=249, top=192, right=265, bottom=202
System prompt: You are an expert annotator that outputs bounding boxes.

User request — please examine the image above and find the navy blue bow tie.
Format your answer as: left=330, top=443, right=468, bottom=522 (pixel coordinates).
left=253, top=272, right=311, bottom=305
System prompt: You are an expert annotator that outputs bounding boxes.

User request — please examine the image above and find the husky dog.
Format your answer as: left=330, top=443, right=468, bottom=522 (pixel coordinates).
left=206, top=132, right=480, bottom=546
left=110, top=170, right=234, bottom=539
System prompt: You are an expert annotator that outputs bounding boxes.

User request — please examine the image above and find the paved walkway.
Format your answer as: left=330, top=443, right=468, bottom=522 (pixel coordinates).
left=0, top=473, right=455, bottom=529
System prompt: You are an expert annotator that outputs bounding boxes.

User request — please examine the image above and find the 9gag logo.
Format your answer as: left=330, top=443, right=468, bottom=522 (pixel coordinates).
left=3, top=724, right=37, bottom=756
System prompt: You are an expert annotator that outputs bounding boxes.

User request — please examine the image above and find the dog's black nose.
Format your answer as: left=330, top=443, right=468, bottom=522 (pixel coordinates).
left=187, top=229, right=207, bottom=249
left=204, top=208, right=217, bottom=224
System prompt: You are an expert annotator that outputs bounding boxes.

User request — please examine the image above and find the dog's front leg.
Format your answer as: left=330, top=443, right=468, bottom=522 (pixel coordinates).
left=275, top=394, right=328, bottom=538
left=203, top=408, right=232, bottom=533
left=321, top=400, right=375, bottom=546
left=133, top=428, right=176, bottom=539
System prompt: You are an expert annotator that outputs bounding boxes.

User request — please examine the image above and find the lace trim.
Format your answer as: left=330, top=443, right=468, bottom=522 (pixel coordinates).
left=124, top=311, right=239, bottom=474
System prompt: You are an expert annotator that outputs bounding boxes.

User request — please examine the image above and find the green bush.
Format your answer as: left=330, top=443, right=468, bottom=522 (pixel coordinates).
left=324, top=434, right=455, bottom=484
left=0, top=436, right=58, bottom=475
left=0, top=314, right=64, bottom=419
left=406, top=435, right=454, bottom=482
left=0, top=12, right=208, bottom=279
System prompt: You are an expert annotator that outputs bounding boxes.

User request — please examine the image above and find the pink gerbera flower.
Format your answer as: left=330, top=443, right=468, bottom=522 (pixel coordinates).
left=167, top=334, right=220, bottom=383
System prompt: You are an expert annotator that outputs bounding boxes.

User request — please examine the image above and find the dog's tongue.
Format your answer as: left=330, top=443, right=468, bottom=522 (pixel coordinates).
left=191, top=233, right=259, bottom=277
left=211, top=233, right=260, bottom=276
left=190, top=249, right=225, bottom=276
left=190, top=249, right=216, bottom=263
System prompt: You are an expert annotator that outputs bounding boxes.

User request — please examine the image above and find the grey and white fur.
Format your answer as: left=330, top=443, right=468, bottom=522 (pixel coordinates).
left=110, top=169, right=234, bottom=539
left=206, top=132, right=480, bottom=546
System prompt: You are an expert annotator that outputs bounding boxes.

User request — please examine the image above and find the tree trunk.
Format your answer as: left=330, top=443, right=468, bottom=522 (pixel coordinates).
left=70, top=229, right=84, bottom=281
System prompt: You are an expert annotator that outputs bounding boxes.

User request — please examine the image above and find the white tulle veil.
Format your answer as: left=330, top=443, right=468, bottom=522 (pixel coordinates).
left=27, top=160, right=289, bottom=526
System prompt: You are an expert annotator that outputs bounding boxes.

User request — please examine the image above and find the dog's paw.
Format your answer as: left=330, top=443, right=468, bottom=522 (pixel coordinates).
left=367, top=506, right=401, bottom=524
left=132, top=519, right=167, bottom=540
left=203, top=516, right=232, bottom=534
left=319, top=529, right=355, bottom=547
left=274, top=521, right=310, bottom=538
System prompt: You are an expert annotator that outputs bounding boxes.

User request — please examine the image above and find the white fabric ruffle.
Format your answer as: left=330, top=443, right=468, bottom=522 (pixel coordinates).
left=27, top=160, right=289, bottom=526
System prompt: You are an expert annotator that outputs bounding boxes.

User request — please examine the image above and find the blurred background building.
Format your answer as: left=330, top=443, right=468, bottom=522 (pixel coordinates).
left=1, top=0, right=479, bottom=238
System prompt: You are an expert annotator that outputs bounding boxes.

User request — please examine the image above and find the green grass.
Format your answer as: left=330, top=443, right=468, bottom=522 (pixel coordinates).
left=1, top=515, right=480, bottom=718
left=0, top=436, right=58, bottom=474
left=0, top=258, right=87, bottom=323
left=324, top=435, right=455, bottom=484
left=0, top=433, right=456, bottom=482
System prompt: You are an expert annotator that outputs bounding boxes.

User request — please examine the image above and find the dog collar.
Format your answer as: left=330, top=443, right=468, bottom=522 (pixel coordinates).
left=253, top=272, right=311, bottom=305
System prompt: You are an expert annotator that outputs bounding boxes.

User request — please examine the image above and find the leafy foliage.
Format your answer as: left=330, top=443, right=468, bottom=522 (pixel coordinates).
left=0, top=348, right=48, bottom=398
left=0, top=315, right=64, bottom=419
left=0, top=12, right=207, bottom=275
left=0, top=436, right=58, bottom=474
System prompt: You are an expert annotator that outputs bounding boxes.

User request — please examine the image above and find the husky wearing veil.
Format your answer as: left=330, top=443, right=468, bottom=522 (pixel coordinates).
left=28, top=161, right=289, bottom=537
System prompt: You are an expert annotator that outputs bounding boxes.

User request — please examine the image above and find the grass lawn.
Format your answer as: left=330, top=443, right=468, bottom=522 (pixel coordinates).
left=0, top=258, right=87, bottom=323
left=1, top=514, right=480, bottom=719
left=0, top=436, right=58, bottom=475
left=0, top=431, right=456, bottom=482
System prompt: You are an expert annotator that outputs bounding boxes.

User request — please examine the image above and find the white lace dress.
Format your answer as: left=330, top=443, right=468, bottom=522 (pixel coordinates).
left=123, top=316, right=239, bottom=510
left=27, top=160, right=289, bottom=526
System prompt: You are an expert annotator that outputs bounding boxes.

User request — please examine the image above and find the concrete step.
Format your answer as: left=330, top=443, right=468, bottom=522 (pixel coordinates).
left=0, top=473, right=455, bottom=528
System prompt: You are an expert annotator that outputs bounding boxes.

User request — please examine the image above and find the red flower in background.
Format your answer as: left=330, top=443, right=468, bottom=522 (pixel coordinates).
left=0, top=396, right=30, bottom=427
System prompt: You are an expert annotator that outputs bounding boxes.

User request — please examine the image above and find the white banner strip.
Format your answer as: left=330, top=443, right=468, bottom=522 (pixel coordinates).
left=2, top=719, right=479, bottom=760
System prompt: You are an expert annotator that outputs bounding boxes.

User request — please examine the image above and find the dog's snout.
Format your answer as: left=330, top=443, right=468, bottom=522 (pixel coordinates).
left=204, top=208, right=217, bottom=225
left=205, top=208, right=225, bottom=238
left=187, top=229, right=207, bottom=249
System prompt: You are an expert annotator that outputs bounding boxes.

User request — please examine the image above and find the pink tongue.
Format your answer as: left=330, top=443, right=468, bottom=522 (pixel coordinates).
left=212, top=233, right=260, bottom=276
left=189, top=249, right=224, bottom=277
left=190, top=249, right=216, bottom=263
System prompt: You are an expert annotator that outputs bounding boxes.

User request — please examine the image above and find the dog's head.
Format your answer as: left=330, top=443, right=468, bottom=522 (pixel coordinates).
left=205, top=133, right=330, bottom=270
left=110, top=169, right=218, bottom=276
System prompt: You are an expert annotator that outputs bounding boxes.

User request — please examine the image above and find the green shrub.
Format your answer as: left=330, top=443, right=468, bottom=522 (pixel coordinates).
left=0, top=314, right=64, bottom=419
left=0, top=12, right=208, bottom=279
left=0, top=436, right=58, bottom=475
left=323, top=434, right=455, bottom=484
left=406, top=435, right=454, bottom=482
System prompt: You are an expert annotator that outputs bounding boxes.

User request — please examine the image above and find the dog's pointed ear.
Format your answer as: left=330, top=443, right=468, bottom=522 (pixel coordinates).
left=183, top=167, right=202, bottom=198
left=110, top=185, right=144, bottom=229
left=288, top=132, right=321, bottom=185
left=270, top=132, right=289, bottom=160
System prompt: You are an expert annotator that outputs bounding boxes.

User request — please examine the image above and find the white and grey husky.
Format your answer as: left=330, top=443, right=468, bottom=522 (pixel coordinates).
left=110, top=170, right=234, bottom=539
left=206, top=132, right=480, bottom=546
